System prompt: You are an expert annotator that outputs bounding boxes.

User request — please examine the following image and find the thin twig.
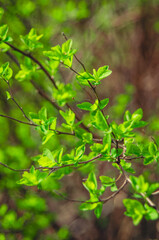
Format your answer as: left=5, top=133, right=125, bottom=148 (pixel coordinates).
left=0, top=113, right=103, bottom=143
left=54, top=176, right=128, bottom=204
left=53, top=190, right=85, bottom=203
left=5, top=50, right=62, bottom=111
left=0, top=114, right=36, bottom=126
left=3, top=78, right=31, bottom=122
left=0, top=154, right=102, bottom=174
left=6, top=51, right=20, bottom=68
left=48, top=154, right=102, bottom=175
left=62, top=32, right=86, bottom=72
left=30, top=80, right=62, bottom=111
left=0, top=162, right=51, bottom=172
left=101, top=178, right=128, bottom=203
left=5, top=42, right=57, bottom=88
left=125, top=156, right=144, bottom=161
left=5, top=42, right=95, bottom=136
left=0, top=114, right=73, bottom=135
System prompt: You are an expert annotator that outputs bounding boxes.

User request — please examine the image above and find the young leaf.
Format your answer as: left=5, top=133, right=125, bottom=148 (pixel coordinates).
left=20, top=28, right=43, bottom=51
left=17, top=166, right=47, bottom=186
left=82, top=132, right=93, bottom=144
left=6, top=91, right=11, bottom=100
left=83, top=172, right=97, bottom=193
left=42, top=132, right=55, bottom=145
left=61, top=39, right=72, bottom=55
left=95, top=65, right=112, bottom=80
left=39, top=107, right=47, bottom=121
left=120, top=159, right=135, bottom=173
left=75, top=144, right=85, bottom=161
left=0, top=62, right=13, bottom=80
left=94, top=203, right=103, bottom=218
left=91, top=110, right=108, bottom=131
left=146, top=182, right=159, bottom=197
left=99, top=98, right=109, bottom=110
left=144, top=204, right=159, bottom=221
left=144, top=156, right=154, bottom=165
left=53, top=83, right=76, bottom=106
left=123, top=199, right=146, bottom=225
left=102, top=133, right=111, bottom=154
left=124, top=110, right=132, bottom=121
left=0, top=24, right=8, bottom=42
left=60, top=109, right=75, bottom=126
left=80, top=202, right=98, bottom=211
left=77, top=102, right=92, bottom=111
left=130, top=175, right=149, bottom=193
left=100, top=176, right=115, bottom=187
left=148, top=142, right=158, bottom=156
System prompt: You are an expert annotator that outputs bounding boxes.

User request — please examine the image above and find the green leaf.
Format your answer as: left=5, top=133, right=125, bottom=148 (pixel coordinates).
left=83, top=172, right=97, bottom=192
left=100, top=176, right=115, bottom=187
left=6, top=91, right=11, bottom=100
left=39, top=107, right=47, bottom=121
left=91, top=110, right=108, bottom=131
left=75, top=144, right=85, bottom=161
left=60, top=109, right=75, bottom=126
left=49, top=117, right=57, bottom=130
left=144, top=156, right=154, bottom=165
left=144, top=204, right=159, bottom=221
left=99, top=98, right=109, bottom=109
left=102, top=133, right=111, bottom=154
left=82, top=132, right=93, bottom=144
left=95, top=65, right=112, bottom=80
left=124, top=110, right=132, bottom=121
left=53, top=83, right=76, bottom=106
left=90, top=143, right=103, bottom=153
left=132, top=121, right=148, bottom=128
left=42, top=132, right=54, bottom=145
left=77, top=66, right=111, bottom=86
left=43, top=148, right=54, bottom=161
left=94, top=203, right=103, bottom=218
left=0, top=62, right=13, bottom=80
left=20, top=28, right=43, bottom=51
left=54, top=148, right=63, bottom=164
left=130, top=175, right=149, bottom=193
left=126, top=143, right=141, bottom=156
left=61, top=39, right=72, bottom=55
left=44, top=40, right=76, bottom=67
left=29, top=112, right=40, bottom=124
left=120, top=159, right=135, bottom=173
left=148, top=142, right=158, bottom=156
left=146, top=183, right=159, bottom=197
left=15, top=58, right=36, bottom=82
left=132, top=108, right=143, bottom=121
left=112, top=162, right=122, bottom=171
left=38, top=155, right=55, bottom=167
left=0, top=24, right=8, bottom=42
left=123, top=199, right=146, bottom=225
left=80, top=202, right=98, bottom=211
left=77, top=102, right=92, bottom=111
left=44, top=45, right=61, bottom=61
left=17, top=166, right=47, bottom=186
left=76, top=72, right=93, bottom=86
left=38, top=149, right=56, bottom=168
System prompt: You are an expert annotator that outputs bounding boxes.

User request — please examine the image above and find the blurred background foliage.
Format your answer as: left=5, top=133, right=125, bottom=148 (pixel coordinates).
left=0, top=0, right=159, bottom=239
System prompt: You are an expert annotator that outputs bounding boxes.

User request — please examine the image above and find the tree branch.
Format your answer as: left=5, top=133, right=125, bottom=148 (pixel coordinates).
left=0, top=154, right=102, bottom=174
left=5, top=42, right=57, bottom=88
left=5, top=43, right=95, bottom=136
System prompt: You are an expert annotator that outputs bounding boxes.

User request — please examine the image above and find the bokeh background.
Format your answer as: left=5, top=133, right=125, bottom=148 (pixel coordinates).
left=0, top=0, right=159, bottom=239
